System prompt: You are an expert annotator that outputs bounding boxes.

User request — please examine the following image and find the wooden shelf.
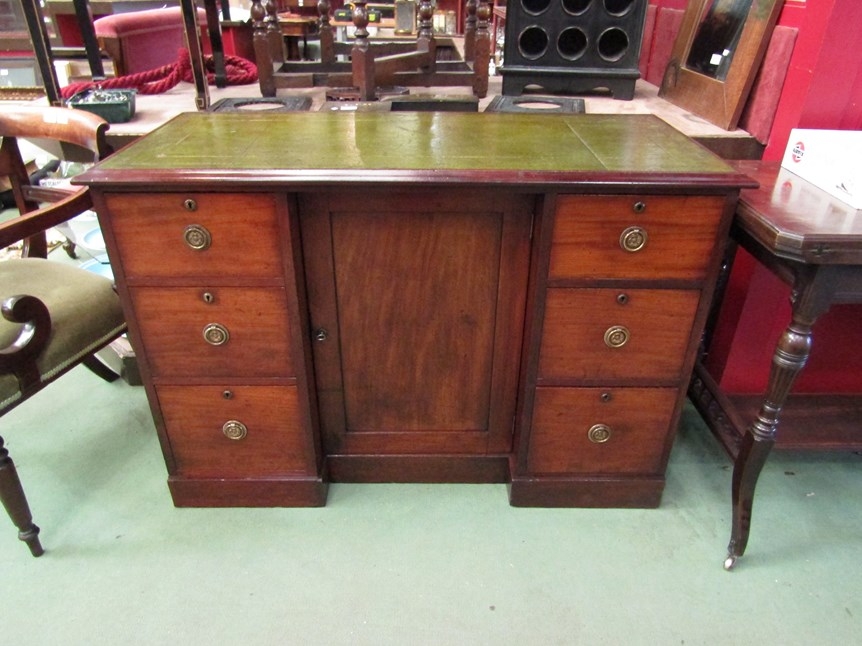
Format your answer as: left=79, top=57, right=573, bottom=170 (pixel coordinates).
left=691, top=362, right=862, bottom=458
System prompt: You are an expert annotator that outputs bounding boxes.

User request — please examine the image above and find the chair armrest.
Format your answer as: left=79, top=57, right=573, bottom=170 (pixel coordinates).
left=23, top=184, right=78, bottom=204
left=0, top=187, right=94, bottom=250
left=0, top=294, right=51, bottom=388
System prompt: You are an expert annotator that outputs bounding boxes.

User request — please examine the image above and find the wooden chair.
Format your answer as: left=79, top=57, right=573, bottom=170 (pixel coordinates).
left=0, top=106, right=127, bottom=557
left=252, top=0, right=491, bottom=101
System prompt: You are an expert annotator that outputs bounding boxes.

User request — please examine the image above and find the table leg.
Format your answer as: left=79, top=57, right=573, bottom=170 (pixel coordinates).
left=724, top=268, right=830, bottom=569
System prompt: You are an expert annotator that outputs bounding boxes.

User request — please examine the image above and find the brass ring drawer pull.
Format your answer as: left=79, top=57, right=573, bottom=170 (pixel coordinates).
left=604, top=325, right=630, bottom=348
left=203, top=323, right=230, bottom=346
left=588, top=424, right=612, bottom=443
left=183, top=224, right=211, bottom=251
left=620, top=226, right=647, bottom=252
left=222, top=420, right=247, bottom=441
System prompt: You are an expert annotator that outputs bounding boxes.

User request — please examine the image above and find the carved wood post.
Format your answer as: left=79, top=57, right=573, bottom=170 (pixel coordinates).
left=351, top=0, right=376, bottom=100
left=417, top=0, right=436, bottom=73
left=318, top=0, right=335, bottom=64
left=251, top=0, right=275, bottom=96
left=472, top=0, right=490, bottom=97
left=464, top=0, right=477, bottom=62
left=418, top=0, right=434, bottom=40
left=264, top=0, right=284, bottom=62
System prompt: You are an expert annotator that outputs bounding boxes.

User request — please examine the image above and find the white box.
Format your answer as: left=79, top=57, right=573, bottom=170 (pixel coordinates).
left=781, top=128, right=862, bottom=209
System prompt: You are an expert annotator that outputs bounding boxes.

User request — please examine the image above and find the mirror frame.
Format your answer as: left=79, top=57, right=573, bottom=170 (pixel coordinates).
left=658, top=0, right=784, bottom=131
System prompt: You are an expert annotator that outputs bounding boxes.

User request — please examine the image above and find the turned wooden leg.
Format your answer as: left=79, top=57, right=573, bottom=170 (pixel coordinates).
left=0, top=435, right=44, bottom=557
left=352, top=0, right=376, bottom=102
left=251, top=0, right=276, bottom=97
left=725, top=420, right=775, bottom=569
left=725, top=269, right=831, bottom=569
left=472, top=1, right=491, bottom=98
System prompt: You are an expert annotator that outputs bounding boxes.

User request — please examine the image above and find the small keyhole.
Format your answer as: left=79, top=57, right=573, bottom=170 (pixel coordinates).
left=203, top=292, right=215, bottom=304
left=616, top=293, right=629, bottom=305
left=314, top=328, right=328, bottom=342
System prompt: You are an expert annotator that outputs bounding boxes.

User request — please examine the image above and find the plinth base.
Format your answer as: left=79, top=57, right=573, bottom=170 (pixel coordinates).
left=500, top=66, right=640, bottom=101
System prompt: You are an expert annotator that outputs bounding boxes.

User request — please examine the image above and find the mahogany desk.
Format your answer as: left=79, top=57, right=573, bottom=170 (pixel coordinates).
left=77, top=112, right=750, bottom=510
left=688, top=160, right=862, bottom=568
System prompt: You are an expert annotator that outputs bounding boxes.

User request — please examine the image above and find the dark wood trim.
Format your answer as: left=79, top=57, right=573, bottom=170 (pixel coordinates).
left=327, top=455, right=510, bottom=483
left=168, top=476, right=329, bottom=507
left=508, top=475, right=665, bottom=508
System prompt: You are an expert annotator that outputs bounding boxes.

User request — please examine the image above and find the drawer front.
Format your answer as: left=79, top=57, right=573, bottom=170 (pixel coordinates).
left=130, top=286, right=294, bottom=379
left=526, top=387, right=678, bottom=474
left=539, top=287, right=700, bottom=382
left=105, top=193, right=284, bottom=280
left=157, top=385, right=310, bottom=478
left=549, top=195, right=726, bottom=281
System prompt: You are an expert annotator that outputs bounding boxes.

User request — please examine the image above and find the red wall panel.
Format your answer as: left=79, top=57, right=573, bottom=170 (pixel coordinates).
left=707, top=0, right=862, bottom=394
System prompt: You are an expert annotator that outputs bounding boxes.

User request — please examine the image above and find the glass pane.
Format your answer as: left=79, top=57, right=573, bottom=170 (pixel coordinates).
left=685, top=0, right=752, bottom=81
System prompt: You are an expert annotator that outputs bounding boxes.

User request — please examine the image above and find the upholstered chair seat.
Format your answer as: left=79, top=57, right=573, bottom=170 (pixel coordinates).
left=0, top=258, right=125, bottom=411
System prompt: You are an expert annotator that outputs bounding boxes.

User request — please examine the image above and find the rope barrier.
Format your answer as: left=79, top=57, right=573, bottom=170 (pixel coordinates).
left=61, top=49, right=258, bottom=100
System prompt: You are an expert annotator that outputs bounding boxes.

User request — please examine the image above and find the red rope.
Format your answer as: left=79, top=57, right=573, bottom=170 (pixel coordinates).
left=61, top=49, right=258, bottom=100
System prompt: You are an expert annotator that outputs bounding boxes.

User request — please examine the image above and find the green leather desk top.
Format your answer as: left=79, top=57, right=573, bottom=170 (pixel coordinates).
left=78, top=112, right=751, bottom=190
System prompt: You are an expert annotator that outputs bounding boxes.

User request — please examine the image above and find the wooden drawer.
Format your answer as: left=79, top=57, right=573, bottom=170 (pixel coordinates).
left=130, top=286, right=294, bottom=379
left=549, top=195, right=726, bottom=281
left=104, top=192, right=285, bottom=281
left=526, top=387, right=678, bottom=474
left=539, top=287, right=700, bottom=382
left=157, top=385, right=311, bottom=478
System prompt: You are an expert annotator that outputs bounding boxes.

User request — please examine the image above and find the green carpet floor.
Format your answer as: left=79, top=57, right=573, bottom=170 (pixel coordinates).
left=1, top=364, right=860, bottom=644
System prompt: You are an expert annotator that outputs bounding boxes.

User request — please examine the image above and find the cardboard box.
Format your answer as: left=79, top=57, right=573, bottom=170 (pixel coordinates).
left=771, top=167, right=859, bottom=231
left=781, top=128, right=862, bottom=209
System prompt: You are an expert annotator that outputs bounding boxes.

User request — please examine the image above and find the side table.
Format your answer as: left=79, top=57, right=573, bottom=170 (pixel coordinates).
left=689, top=160, right=862, bottom=569
left=278, top=14, right=318, bottom=61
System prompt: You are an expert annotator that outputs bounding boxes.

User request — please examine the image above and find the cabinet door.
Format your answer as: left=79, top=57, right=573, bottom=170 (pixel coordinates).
left=300, top=189, right=533, bottom=456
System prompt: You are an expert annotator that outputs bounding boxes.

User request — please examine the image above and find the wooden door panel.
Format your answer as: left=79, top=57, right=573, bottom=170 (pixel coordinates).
left=300, top=190, right=532, bottom=456
left=332, top=210, right=498, bottom=433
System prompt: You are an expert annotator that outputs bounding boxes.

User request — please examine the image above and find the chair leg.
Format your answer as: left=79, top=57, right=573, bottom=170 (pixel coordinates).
left=0, top=435, right=44, bottom=556
left=82, top=353, right=121, bottom=383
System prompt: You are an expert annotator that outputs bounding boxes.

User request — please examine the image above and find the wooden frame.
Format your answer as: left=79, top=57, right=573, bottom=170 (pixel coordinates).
left=251, top=0, right=490, bottom=102
left=658, top=0, right=783, bottom=131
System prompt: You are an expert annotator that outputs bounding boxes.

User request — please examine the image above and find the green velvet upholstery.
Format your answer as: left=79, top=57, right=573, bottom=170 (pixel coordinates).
left=0, top=258, right=126, bottom=411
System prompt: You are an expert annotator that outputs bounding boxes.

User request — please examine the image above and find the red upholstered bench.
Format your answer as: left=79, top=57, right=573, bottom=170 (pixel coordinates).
left=94, top=6, right=207, bottom=77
